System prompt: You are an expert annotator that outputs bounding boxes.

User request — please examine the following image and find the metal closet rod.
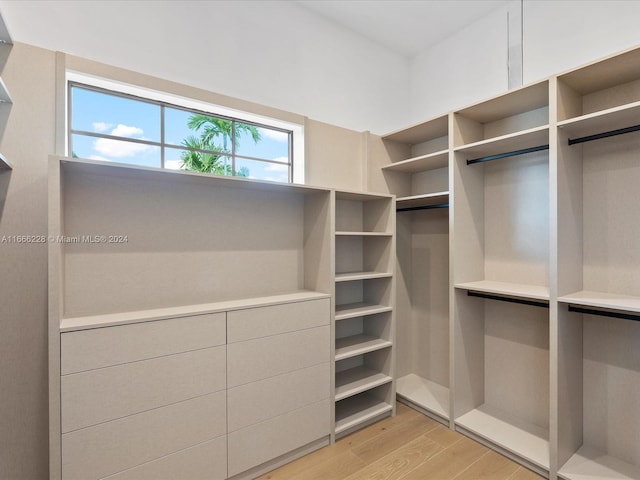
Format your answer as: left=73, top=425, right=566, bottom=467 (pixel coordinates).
left=397, top=203, right=449, bottom=213
left=568, top=304, right=640, bottom=322
left=567, top=123, right=640, bottom=145
left=466, top=144, right=549, bottom=165
left=467, top=290, right=549, bottom=308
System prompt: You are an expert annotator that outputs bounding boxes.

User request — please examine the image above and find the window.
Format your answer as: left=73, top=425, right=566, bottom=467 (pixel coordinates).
left=68, top=81, right=299, bottom=183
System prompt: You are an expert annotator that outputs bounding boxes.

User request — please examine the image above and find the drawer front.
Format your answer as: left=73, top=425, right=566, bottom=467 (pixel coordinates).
left=228, top=362, right=330, bottom=432
left=62, top=312, right=226, bottom=374
left=62, top=391, right=226, bottom=480
left=227, top=399, right=330, bottom=477
left=227, top=326, right=330, bottom=388
left=227, top=298, right=329, bottom=343
left=62, top=346, right=226, bottom=433
left=101, top=436, right=226, bottom=480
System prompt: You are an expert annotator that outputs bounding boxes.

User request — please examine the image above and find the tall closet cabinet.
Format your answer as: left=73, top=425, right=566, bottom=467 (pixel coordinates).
left=373, top=45, right=640, bottom=480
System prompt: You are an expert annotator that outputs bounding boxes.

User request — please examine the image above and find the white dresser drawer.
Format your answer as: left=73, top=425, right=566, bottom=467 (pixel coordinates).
left=227, top=399, right=330, bottom=477
left=227, top=326, right=330, bottom=387
left=61, top=312, right=226, bottom=374
left=228, top=362, right=329, bottom=432
left=227, top=298, right=329, bottom=343
left=62, top=346, right=226, bottom=433
left=62, top=391, right=226, bottom=480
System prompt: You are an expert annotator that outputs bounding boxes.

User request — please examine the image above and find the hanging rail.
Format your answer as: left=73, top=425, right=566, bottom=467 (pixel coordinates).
left=467, top=290, right=549, bottom=308
left=567, top=123, right=640, bottom=145
left=397, top=203, right=449, bottom=213
left=466, top=144, right=549, bottom=165
left=568, top=304, right=640, bottom=322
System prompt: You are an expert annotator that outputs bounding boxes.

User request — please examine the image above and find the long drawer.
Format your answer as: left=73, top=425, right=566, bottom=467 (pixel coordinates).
left=227, top=298, right=329, bottom=343
left=62, top=391, right=226, bottom=480
left=62, top=346, right=226, bottom=433
left=61, top=312, right=226, bottom=374
left=227, top=325, right=330, bottom=388
left=227, top=399, right=330, bottom=477
left=228, top=362, right=329, bottom=432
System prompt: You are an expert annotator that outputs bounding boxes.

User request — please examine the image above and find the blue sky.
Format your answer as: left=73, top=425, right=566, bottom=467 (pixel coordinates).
left=70, top=87, right=291, bottom=182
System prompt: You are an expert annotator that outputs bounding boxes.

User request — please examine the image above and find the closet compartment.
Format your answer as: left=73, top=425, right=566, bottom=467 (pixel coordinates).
left=395, top=206, right=450, bottom=423
left=334, top=351, right=394, bottom=437
left=453, top=291, right=550, bottom=474
left=335, top=234, right=393, bottom=280
left=335, top=191, right=393, bottom=234
left=556, top=305, right=640, bottom=480
left=381, top=115, right=449, bottom=211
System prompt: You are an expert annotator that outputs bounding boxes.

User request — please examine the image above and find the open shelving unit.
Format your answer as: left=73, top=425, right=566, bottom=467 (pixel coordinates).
left=0, top=13, right=12, bottom=170
left=555, top=47, right=640, bottom=480
left=333, top=190, right=395, bottom=438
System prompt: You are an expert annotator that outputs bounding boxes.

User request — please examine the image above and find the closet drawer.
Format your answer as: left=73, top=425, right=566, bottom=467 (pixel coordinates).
left=227, top=326, right=330, bottom=387
left=228, top=362, right=330, bottom=432
left=62, top=346, right=226, bottom=433
left=62, top=391, right=226, bottom=480
left=61, top=312, right=226, bottom=374
left=99, top=436, right=227, bottom=480
left=227, top=298, right=329, bottom=343
left=227, top=399, right=330, bottom=477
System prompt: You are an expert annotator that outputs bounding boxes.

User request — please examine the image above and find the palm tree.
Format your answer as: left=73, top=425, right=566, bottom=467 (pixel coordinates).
left=180, top=115, right=260, bottom=177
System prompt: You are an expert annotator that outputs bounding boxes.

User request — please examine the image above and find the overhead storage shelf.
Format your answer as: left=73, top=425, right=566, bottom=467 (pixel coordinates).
left=381, top=150, right=448, bottom=173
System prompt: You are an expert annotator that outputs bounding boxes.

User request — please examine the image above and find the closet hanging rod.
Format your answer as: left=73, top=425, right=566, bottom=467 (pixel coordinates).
left=397, top=203, right=449, bottom=213
left=467, top=290, right=549, bottom=308
left=568, top=305, right=640, bottom=322
left=567, top=123, right=640, bottom=145
left=466, top=144, right=549, bottom=165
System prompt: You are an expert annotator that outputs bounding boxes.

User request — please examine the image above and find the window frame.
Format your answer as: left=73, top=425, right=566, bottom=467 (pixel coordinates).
left=67, top=80, right=298, bottom=183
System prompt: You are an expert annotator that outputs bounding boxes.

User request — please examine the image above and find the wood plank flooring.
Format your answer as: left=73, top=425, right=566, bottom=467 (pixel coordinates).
left=257, top=403, right=544, bottom=480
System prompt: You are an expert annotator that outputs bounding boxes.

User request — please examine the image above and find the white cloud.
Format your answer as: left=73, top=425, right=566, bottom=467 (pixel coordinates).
left=92, top=123, right=157, bottom=158
left=88, top=155, right=109, bottom=161
left=92, top=122, right=112, bottom=132
left=261, top=129, right=289, bottom=142
left=265, top=162, right=289, bottom=172
left=164, top=159, right=183, bottom=170
left=111, top=124, right=144, bottom=138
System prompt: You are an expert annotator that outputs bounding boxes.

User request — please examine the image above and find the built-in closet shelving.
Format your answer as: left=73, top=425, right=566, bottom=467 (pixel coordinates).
left=0, top=13, right=13, bottom=170
left=555, top=47, right=640, bottom=480
left=381, top=115, right=451, bottom=423
left=452, top=80, right=551, bottom=475
left=333, top=191, right=395, bottom=437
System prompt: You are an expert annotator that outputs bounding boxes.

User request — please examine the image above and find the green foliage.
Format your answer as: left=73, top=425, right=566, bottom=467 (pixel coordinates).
left=180, top=115, right=260, bottom=177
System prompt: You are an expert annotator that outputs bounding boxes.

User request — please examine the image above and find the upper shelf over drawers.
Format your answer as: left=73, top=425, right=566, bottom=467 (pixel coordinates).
left=61, top=312, right=226, bottom=375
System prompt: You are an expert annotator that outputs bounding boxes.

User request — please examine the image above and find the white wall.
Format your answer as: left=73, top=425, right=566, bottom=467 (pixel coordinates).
left=409, top=0, right=640, bottom=124
left=0, top=0, right=409, bottom=135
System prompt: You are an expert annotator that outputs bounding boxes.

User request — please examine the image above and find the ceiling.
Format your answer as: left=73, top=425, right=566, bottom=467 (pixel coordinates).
left=297, top=0, right=510, bottom=57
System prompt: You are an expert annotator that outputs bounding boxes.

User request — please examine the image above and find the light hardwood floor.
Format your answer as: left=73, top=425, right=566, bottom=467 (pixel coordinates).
left=257, top=403, right=543, bottom=480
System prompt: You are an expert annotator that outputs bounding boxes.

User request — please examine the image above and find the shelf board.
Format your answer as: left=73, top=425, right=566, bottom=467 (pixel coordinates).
left=60, top=290, right=331, bottom=332
left=335, top=394, right=393, bottom=435
left=382, top=115, right=448, bottom=144
left=455, top=404, right=550, bottom=470
left=381, top=150, right=448, bottom=173
left=396, top=191, right=449, bottom=210
left=335, top=231, right=393, bottom=237
left=558, top=101, right=640, bottom=140
left=455, top=280, right=550, bottom=301
left=559, top=445, right=640, bottom=480
left=335, top=189, right=394, bottom=202
left=335, top=302, right=392, bottom=321
left=335, top=271, right=393, bottom=283
left=454, top=125, right=549, bottom=161
left=559, top=290, right=640, bottom=314
left=335, top=366, right=392, bottom=401
left=335, top=335, right=392, bottom=361
left=0, top=153, right=11, bottom=170
left=396, top=374, right=449, bottom=420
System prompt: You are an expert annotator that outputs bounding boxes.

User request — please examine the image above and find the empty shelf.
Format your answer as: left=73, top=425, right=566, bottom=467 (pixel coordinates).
left=382, top=116, right=448, bottom=144
left=396, top=374, right=449, bottom=420
left=335, top=271, right=393, bottom=282
left=455, top=125, right=549, bottom=161
left=559, top=101, right=640, bottom=141
left=335, top=231, right=393, bottom=236
left=382, top=150, right=448, bottom=173
left=335, top=394, right=393, bottom=435
left=455, top=280, right=550, bottom=301
left=396, top=191, right=449, bottom=210
left=335, top=366, right=392, bottom=401
left=559, top=290, right=640, bottom=314
left=335, top=335, right=392, bottom=361
left=456, top=404, right=549, bottom=470
left=335, top=302, right=392, bottom=321
left=559, top=445, right=640, bottom=480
